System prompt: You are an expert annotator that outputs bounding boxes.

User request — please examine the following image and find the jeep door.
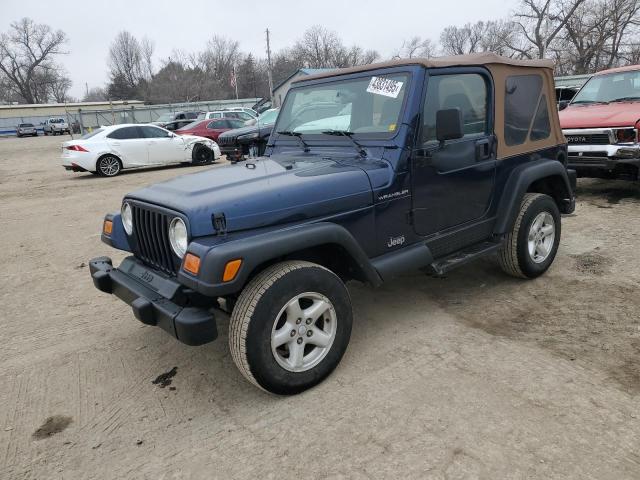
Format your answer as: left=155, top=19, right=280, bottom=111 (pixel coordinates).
left=411, top=69, right=496, bottom=237
left=105, top=126, right=149, bottom=167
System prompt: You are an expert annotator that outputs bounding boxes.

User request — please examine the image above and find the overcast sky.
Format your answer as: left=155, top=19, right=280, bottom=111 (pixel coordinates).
left=2, top=0, right=518, bottom=99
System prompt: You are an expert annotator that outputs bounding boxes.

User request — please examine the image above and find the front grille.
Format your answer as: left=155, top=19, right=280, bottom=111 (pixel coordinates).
left=565, top=133, right=610, bottom=145
left=569, top=151, right=608, bottom=158
left=131, top=204, right=177, bottom=275
left=217, top=135, right=237, bottom=146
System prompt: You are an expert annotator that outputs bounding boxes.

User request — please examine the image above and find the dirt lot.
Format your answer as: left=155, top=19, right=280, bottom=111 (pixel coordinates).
left=1, top=134, right=639, bottom=479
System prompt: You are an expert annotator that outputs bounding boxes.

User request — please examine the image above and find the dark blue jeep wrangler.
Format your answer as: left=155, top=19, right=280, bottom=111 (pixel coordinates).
left=91, top=53, right=576, bottom=395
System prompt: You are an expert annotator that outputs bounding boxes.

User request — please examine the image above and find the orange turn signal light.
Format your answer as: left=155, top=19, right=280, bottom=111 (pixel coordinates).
left=222, top=259, right=242, bottom=282
left=103, top=220, right=113, bottom=235
left=183, top=253, right=201, bottom=275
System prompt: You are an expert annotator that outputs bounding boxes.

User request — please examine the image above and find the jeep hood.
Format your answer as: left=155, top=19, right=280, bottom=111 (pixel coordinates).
left=126, top=153, right=383, bottom=237
left=560, top=102, right=640, bottom=129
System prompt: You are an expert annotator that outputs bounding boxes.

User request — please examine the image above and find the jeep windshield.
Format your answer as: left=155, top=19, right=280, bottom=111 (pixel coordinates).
left=571, top=69, right=640, bottom=104
left=274, top=73, right=409, bottom=140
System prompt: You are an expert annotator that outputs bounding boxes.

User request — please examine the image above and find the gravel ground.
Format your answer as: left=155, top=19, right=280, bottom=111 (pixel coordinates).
left=1, top=134, right=639, bottom=479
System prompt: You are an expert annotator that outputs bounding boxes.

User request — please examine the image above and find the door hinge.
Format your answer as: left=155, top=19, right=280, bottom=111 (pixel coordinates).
left=406, top=210, right=414, bottom=225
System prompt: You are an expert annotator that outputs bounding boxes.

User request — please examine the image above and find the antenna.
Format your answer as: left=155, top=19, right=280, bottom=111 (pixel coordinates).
left=265, top=28, right=274, bottom=106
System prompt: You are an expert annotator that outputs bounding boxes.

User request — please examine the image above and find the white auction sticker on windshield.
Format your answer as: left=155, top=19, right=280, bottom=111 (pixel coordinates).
left=366, top=76, right=403, bottom=98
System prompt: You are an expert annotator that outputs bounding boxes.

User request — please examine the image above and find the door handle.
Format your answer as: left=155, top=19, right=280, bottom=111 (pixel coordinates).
left=475, top=139, right=491, bottom=161
left=112, top=142, right=121, bottom=146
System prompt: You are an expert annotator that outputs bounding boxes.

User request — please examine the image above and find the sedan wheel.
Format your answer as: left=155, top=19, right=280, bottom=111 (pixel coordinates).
left=97, top=155, right=122, bottom=177
left=192, top=144, right=214, bottom=165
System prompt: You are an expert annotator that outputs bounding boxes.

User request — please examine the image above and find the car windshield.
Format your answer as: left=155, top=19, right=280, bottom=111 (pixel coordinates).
left=274, top=73, right=409, bottom=137
left=257, top=109, right=279, bottom=125
left=19, top=123, right=33, bottom=127
left=571, top=70, right=640, bottom=104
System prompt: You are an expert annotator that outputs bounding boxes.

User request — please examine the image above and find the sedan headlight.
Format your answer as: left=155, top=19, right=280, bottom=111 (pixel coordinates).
left=121, top=202, right=133, bottom=235
left=169, top=217, right=188, bottom=258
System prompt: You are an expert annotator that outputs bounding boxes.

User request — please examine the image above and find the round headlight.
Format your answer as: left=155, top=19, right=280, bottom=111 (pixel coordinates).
left=169, top=217, right=188, bottom=258
left=121, top=202, right=133, bottom=235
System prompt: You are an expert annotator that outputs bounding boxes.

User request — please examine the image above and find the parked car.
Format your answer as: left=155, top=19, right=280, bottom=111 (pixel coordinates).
left=175, top=118, right=246, bottom=141
left=89, top=53, right=575, bottom=394
left=162, top=119, right=195, bottom=131
left=152, top=111, right=200, bottom=126
left=43, top=117, right=70, bottom=135
left=559, top=64, right=640, bottom=180
left=61, top=123, right=220, bottom=177
left=16, top=123, right=37, bottom=137
left=197, top=110, right=255, bottom=123
left=555, top=85, right=580, bottom=106
left=223, top=107, right=259, bottom=118
left=217, top=108, right=279, bottom=161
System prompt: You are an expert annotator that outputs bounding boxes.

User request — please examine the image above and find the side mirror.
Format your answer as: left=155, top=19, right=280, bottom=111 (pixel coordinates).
left=436, top=108, right=464, bottom=144
left=558, top=100, right=570, bottom=111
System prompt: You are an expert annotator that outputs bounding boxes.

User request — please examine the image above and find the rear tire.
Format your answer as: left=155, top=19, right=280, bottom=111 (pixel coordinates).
left=192, top=144, right=214, bottom=165
left=498, top=193, right=561, bottom=279
left=96, top=155, right=122, bottom=177
left=229, top=261, right=352, bottom=395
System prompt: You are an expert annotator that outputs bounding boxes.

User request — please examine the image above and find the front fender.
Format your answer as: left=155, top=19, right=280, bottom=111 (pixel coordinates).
left=494, top=158, right=575, bottom=235
left=101, top=212, right=132, bottom=252
left=177, top=222, right=382, bottom=297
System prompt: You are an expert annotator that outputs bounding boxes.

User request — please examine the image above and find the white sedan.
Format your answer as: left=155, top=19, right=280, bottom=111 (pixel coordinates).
left=61, top=124, right=221, bottom=177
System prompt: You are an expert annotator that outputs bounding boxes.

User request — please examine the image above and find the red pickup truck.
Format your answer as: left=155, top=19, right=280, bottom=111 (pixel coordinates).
left=559, top=64, right=640, bottom=180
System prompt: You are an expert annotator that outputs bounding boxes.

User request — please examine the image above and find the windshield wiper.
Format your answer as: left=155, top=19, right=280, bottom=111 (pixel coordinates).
left=610, top=96, right=640, bottom=103
left=277, top=131, right=310, bottom=152
left=571, top=100, right=609, bottom=105
left=322, top=130, right=367, bottom=157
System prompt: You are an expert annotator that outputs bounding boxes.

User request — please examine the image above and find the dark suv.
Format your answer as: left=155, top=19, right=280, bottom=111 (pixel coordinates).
left=90, top=53, right=575, bottom=395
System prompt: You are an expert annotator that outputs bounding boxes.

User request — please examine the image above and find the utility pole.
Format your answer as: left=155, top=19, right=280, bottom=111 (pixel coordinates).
left=265, top=28, right=274, bottom=105
left=85, top=82, right=89, bottom=99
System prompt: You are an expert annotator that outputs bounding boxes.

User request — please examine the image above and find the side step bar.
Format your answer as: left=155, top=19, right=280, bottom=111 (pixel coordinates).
left=429, top=240, right=503, bottom=276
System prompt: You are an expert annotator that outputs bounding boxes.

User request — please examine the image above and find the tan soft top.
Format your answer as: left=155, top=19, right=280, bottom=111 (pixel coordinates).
left=293, top=52, right=562, bottom=160
left=294, top=53, right=555, bottom=83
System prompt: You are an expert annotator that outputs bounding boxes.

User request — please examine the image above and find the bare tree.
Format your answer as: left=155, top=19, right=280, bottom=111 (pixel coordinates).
left=513, top=0, right=587, bottom=59
left=82, top=86, right=107, bottom=102
left=140, top=37, right=155, bottom=81
left=48, top=73, right=72, bottom=102
left=108, top=31, right=144, bottom=89
left=0, top=17, right=68, bottom=104
left=440, top=23, right=485, bottom=55
left=394, top=36, right=436, bottom=58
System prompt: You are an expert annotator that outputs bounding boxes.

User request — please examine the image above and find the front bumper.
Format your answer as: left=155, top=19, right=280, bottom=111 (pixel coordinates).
left=567, top=144, right=640, bottom=169
left=89, top=256, right=217, bottom=346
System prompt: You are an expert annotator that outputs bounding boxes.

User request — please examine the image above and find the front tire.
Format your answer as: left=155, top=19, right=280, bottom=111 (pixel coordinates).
left=96, top=155, right=122, bottom=177
left=498, top=193, right=561, bottom=279
left=229, top=261, right=353, bottom=395
left=192, top=144, right=214, bottom=165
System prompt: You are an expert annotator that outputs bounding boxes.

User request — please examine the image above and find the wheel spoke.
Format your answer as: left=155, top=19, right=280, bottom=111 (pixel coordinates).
left=540, top=224, right=554, bottom=238
left=285, top=300, right=303, bottom=323
left=303, top=299, right=330, bottom=322
left=537, top=241, right=549, bottom=258
left=532, top=215, right=544, bottom=232
left=287, top=341, right=304, bottom=369
left=272, top=325, right=293, bottom=348
left=308, top=328, right=332, bottom=348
